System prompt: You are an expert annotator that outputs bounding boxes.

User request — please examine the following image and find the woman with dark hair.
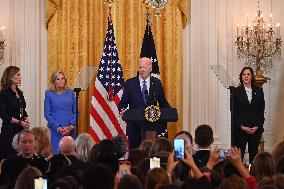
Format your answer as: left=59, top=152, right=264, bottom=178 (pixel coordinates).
left=0, top=66, right=30, bottom=158
left=44, top=71, right=76, bottom=154
left=232, top=67, right=265, bottom=163
left=250, top=152, right=276, bottom=181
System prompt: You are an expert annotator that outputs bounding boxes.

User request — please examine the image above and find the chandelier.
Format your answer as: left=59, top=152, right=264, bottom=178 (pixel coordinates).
left=142, top=0, right=169, bottom=17
left=235, top=1, right=282, bottom=86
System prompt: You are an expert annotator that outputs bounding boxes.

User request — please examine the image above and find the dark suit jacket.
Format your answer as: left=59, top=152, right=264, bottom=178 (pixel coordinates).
left=193, top=150, right=211, bottom=169
left=232, top=85, right=265, bottom=133
left=118, top=76, right=170, bottom=111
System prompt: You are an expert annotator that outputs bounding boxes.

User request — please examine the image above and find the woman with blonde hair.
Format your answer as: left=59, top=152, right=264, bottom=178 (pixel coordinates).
left=75, top=133, right=95, bottom=162
left=31, top=127, right=53, bottom=158
left=0, top=66, right=30, bottom=158
left=44, top=71, right=76, bottom=154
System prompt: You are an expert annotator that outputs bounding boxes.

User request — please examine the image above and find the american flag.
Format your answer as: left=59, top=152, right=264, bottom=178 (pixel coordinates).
left=89, top=17, right=126, bottom=143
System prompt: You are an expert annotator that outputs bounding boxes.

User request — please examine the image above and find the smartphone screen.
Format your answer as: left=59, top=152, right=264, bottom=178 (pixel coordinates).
left=174, top=139, right=185, bottom=161
left=219, top=149, right=231, bottom=159
left=119, top=161, right=131, bottom=177
left=34, top=177, right=47, bottom=189
left=150, top=157, right=160, bottom=170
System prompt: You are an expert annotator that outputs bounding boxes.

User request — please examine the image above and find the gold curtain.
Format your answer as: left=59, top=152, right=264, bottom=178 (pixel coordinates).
left=46, top=0, right=189, bottom=142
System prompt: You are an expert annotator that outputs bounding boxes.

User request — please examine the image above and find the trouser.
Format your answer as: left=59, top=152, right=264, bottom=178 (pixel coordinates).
left=234, top=130, right=262, bottom=163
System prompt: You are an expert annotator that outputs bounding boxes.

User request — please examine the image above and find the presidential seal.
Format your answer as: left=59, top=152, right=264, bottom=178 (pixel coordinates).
left=145, top=105, right=161, bottom=122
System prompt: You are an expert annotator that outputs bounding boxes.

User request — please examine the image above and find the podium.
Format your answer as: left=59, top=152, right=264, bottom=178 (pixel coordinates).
left=122, top=107, right=178, bottom=140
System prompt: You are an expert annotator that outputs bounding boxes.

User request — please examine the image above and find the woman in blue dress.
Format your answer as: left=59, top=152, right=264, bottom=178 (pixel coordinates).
left=44, top=71, right=76, bottom=154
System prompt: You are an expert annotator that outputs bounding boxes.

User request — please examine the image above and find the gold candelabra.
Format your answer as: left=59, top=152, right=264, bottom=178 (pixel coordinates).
left=235, top=1, right=282, bottom=86
left=0, top=26, right=6, bottom=65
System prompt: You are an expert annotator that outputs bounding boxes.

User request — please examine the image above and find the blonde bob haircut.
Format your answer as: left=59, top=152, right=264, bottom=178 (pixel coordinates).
left=50, top=71, right=68, bottom=91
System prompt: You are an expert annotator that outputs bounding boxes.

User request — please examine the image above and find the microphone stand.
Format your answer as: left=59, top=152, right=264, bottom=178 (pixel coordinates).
left=73, top=87, right=81, bottom=138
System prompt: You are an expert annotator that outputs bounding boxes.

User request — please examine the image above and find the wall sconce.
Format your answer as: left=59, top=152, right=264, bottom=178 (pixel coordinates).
left=0, top=26, right=6, bottom=65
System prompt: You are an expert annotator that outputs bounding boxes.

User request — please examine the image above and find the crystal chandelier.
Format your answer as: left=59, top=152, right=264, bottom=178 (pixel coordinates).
left=142, top=0, right=169, bottom=17
left=235, top=1, right=282, bottom=85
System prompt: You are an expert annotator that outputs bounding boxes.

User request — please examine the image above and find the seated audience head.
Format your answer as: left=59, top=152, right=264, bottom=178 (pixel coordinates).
left=139, top=139, right=154, bottom=155
left=276, top=155, right=284, bottom=174
left=194, top=124, right=213, bottom=148
left=87, top=144, right=100, bottom=163
left=17, top=129, right=36, bottom=158
left=218, top=174, right=250, bottom=189
left=118, top=174, right=143, bottom=189
left=148, top=137, right=173, bottom=157
left=157, top=184, right=181, bottom=189
left=14, top=166, right=43, bottom=189
left=146, top=168, right=170, bottom=189
left=128, top=148, right=148, bottom=166
left=250, top=152, right=276, bottom=181
left=75, top=133, right=95, bottom=162
left=257, top=174, right=284, bottom=189
left=272, top=140, right=284, bottom=162
left=112, top=135, right=128, bottom=159
left=131, top=166, right=146, bottom=187
left=98, top=139, right=116, bottom=155
left=46, top=154, right=72, bottom=180
left=137, top=157, right=151, bottom=177
left=31, top=126, right=52, bottom=158
left=83, top=164, right=114, bottom=189
left=174, top=130, right=193, bottom=153
left=59, top=136, right=76, bottom=155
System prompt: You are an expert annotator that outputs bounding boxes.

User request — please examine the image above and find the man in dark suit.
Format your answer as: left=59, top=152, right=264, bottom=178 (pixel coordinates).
left=118, top=57, right=170, bottom=148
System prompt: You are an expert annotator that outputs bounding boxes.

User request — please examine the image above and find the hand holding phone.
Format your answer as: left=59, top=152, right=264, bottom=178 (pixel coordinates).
left=119, top=161, right=131, bottom=177
left=219, top=149, right=231, bottom=159
left=34, top=177, right=47, bottom=189
left=174, top=139, right=185, bottom=161
left=150, top=157, right=160, bottom=170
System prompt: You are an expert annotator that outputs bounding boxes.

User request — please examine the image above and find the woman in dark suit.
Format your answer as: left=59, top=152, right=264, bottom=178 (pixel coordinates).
left=232, top=67, right=265, bottom=163
left=0, top=66, right=30, bottom=159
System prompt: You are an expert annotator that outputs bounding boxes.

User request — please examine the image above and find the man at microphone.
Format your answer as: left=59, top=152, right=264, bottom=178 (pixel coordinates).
left=118, top=57, right=171, bottom=148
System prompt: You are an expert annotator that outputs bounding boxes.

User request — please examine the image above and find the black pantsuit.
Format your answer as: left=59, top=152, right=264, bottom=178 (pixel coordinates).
left=0, top=88, right=28, bottom=159
left=232, top=85, right=265, bottom=163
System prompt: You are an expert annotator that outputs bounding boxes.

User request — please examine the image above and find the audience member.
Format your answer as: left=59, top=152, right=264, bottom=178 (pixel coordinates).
left=257, top=174, right=284, bottom=189
left=59, top=136, right=88, bottom=170
left=83, top=164, right=114, bottom=189
left=0, top=129, right=48, bottom=188
left=146, top=168, right=170, bottom=189
left=148, top=137, right=173, bottom=157
left=174, top=130, right=193, bottom=182
left=218, top=174, right=250, bottom=189
left=275, top=155, right=284, bottom=174
left=117, top=174, right=143, bottom=189
left=139, top=139, right=154, bottom=155
left=112, top=135, right=128, bottom=160
left=250, top=152, right=276, bottom=181
left=272, top=140, right=284, bottom=162
left=31, top=126, right=52, bottom=158
left=14, top=166, right=43, bottom=189
left=75, top=133, right=95, bottom=162
left=193, top=124, right=213, bottom=168
left=128, top=148, right=148, bottom=167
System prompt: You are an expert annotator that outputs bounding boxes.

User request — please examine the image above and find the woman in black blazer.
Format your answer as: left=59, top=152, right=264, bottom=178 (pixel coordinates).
left=232, top=67, right=265, bottom=163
